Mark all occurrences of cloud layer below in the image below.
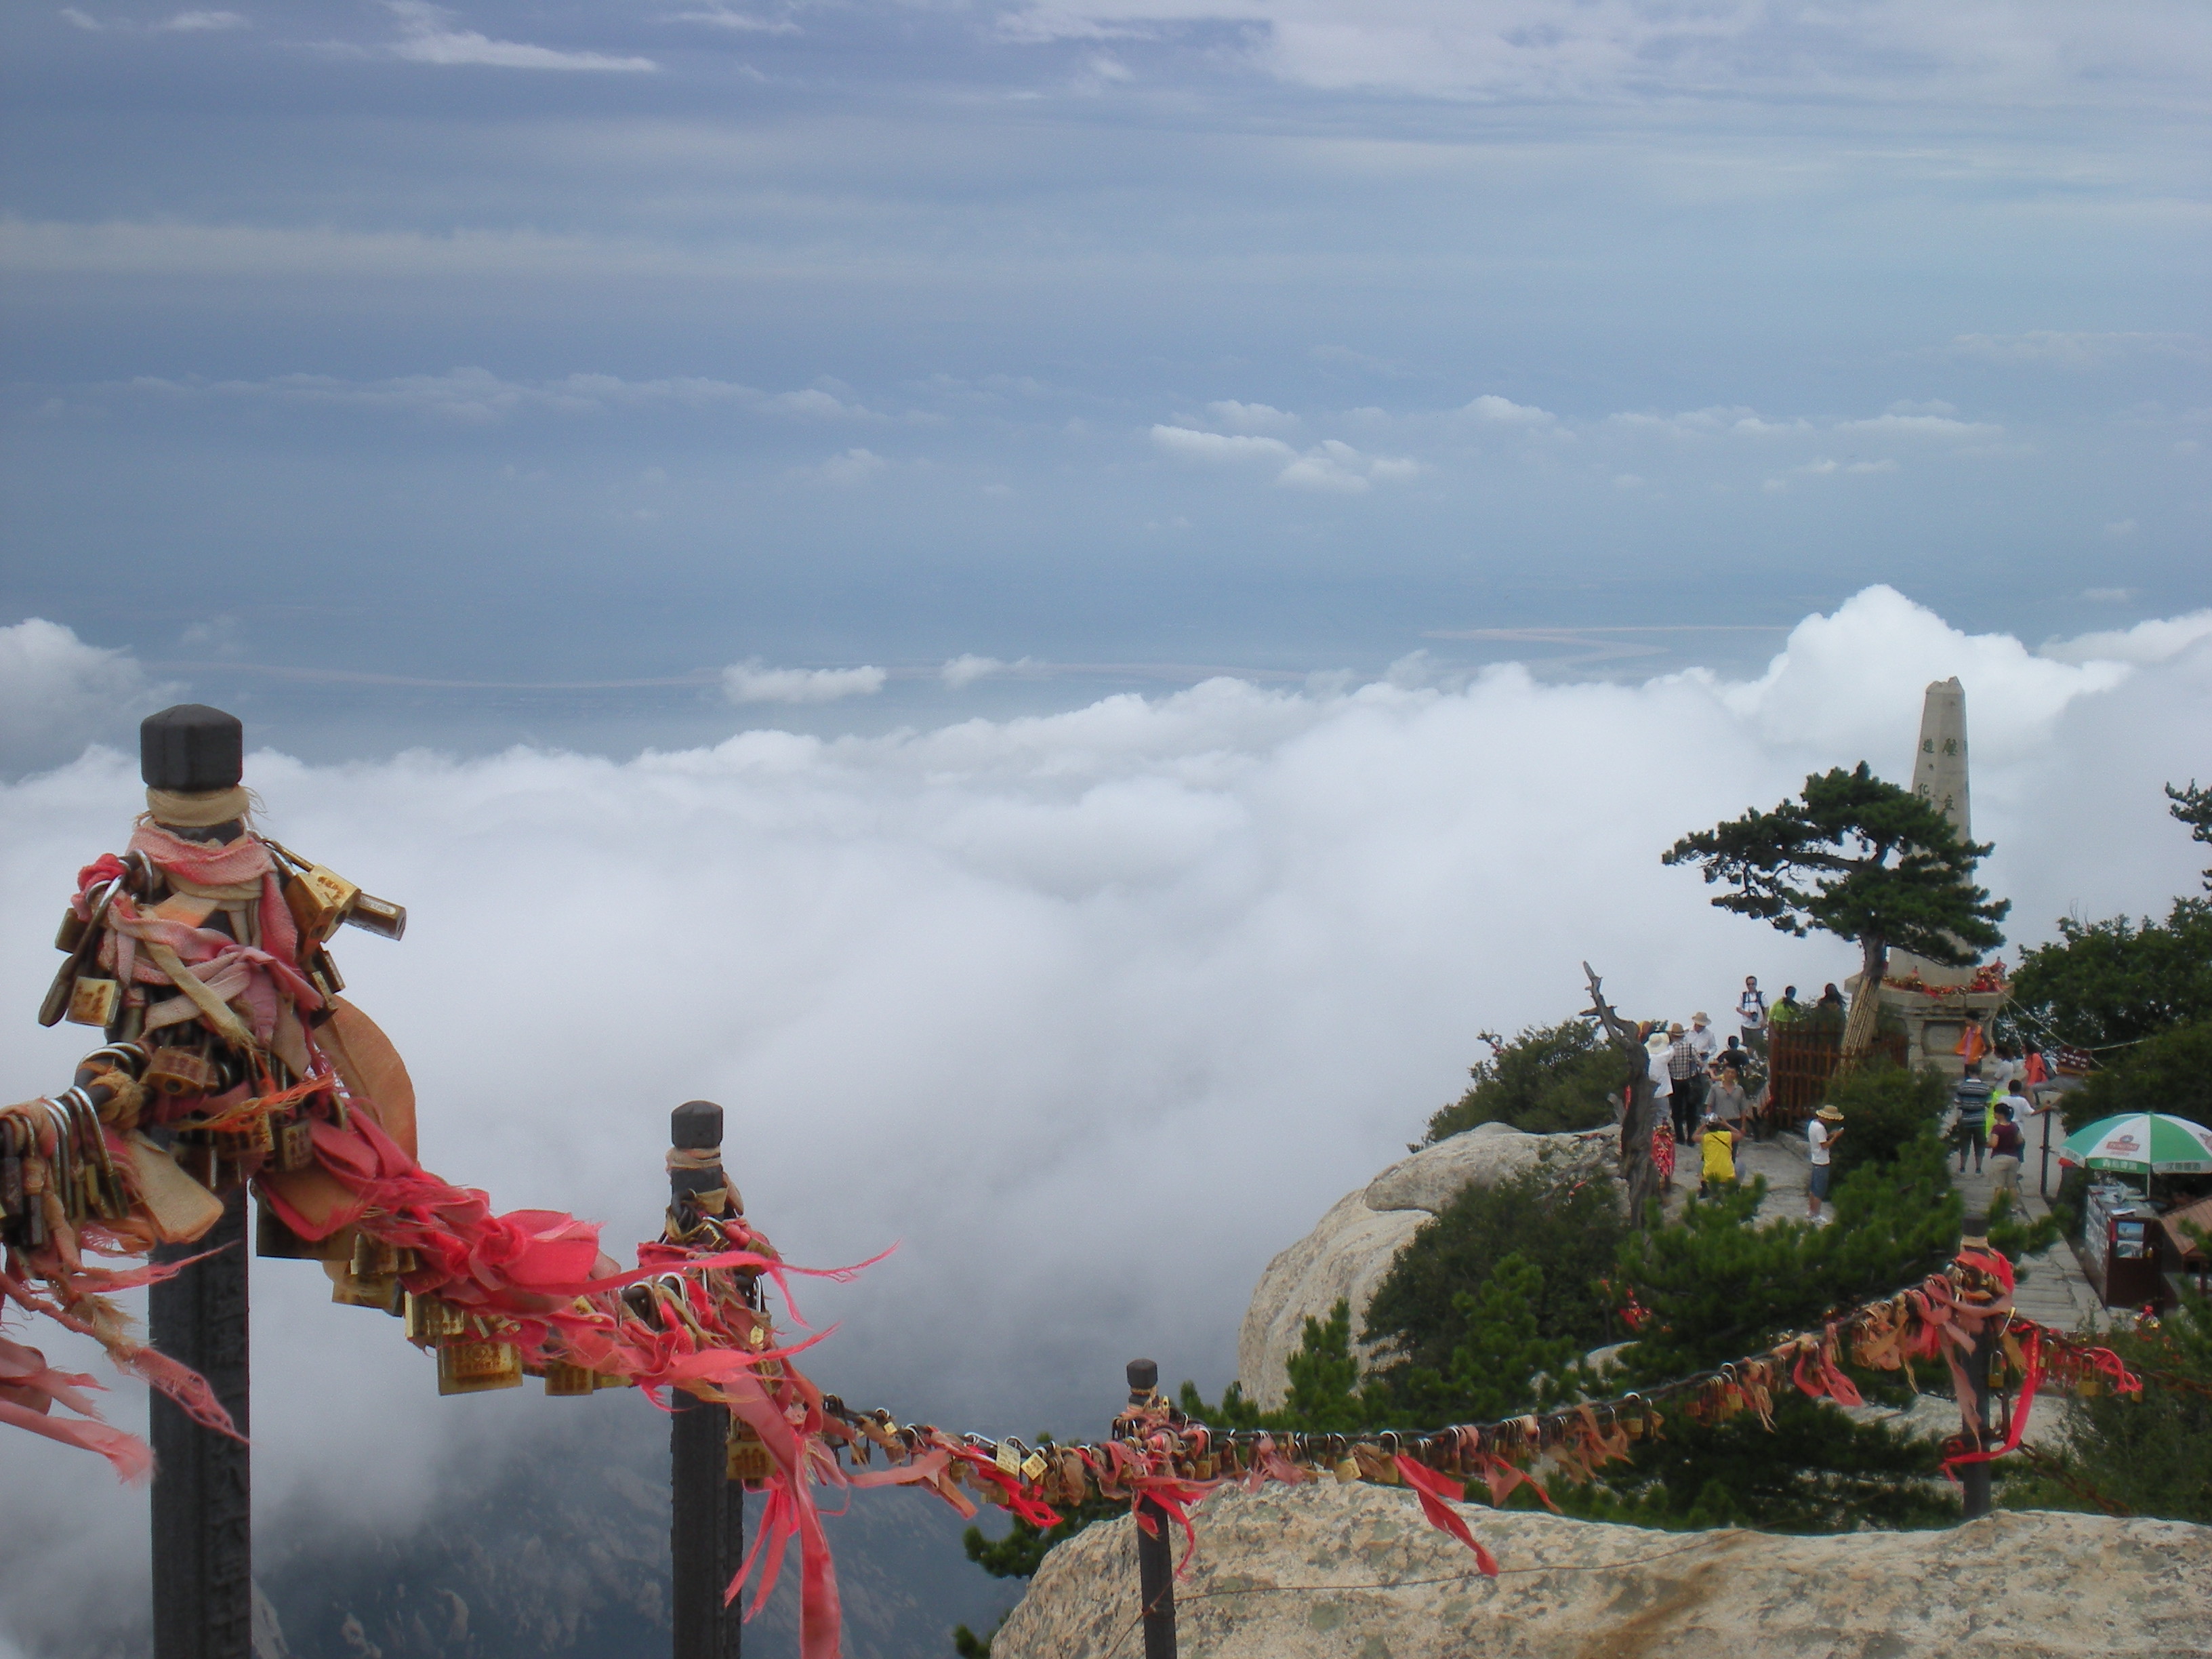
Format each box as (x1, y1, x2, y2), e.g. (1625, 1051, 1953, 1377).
(3, 586, 2209, 1654)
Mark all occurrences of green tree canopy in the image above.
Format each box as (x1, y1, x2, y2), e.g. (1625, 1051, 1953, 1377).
(1366, 1165, 1626, 1376)
(2008, 898, 2212, 1050)
(1424, 1020, 1625, 1142)
(2171, 779, 2212, 891)
(1664, 762, 2008, 1058)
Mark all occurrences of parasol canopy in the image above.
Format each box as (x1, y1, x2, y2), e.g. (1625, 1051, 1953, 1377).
(2059, 1112, 2212, 1176)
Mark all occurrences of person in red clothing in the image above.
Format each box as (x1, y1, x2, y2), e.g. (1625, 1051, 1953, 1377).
(1988, 1103, 2027, 1198)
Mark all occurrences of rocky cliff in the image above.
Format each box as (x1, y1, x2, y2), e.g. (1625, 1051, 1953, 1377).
(993, 1479, 2212, 1659)
(1237, 1122, 1614, 1408)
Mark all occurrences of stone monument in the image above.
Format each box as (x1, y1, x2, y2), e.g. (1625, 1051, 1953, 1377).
(1860, 676, 2007, 1077)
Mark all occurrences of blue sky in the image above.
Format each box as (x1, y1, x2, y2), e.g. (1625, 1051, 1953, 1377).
(1, 0, 2207, 761)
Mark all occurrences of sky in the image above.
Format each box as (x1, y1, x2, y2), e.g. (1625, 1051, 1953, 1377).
(1, 0, 2208, 765)
(1, 6, 2210, 1656)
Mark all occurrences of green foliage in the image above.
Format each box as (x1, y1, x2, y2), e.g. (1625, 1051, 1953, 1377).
(1614, 1141, 1961, 1385)
(1364, 1166, 1628, 1382)
(2171, 779, 2212, 891)
(1281, 1299, 1376, 1432)
(1552, 1389, 1960, 1533)
(1818, 1062, 1948, 1179)
(2002, 1285, 2212, 1522)
(1425, 1021, 1624, 1141)
(1662, 762, 2008, 967)
(2009, 898, 2212, 1050)
(1393, 1253, 1581, 1426)
(950, 1624, 994, 1658)
(2065, 1017, 2212, 1132)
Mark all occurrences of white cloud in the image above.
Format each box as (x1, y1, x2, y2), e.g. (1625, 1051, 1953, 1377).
(2081, 587, 2137, 603)
(156, 9, 247, 29)
(1835, 412, 2003, 442)
(2104, 518, 2138, 538)
(720, 661, 888, 703)
(673, 6, 801, 33)
(804, 447, 888, 486)
(386, 2, 657, 71)
(5, 588, 2211, 1640)
(2041, 610, 2212, 666)
(1150, 424, 1296, 464)
(0, 619, 173, 777)
(1465, 392, 1555, 426)
(58, 7, 105, 28)
(1000, 1, 2212, 106)
(1154, 426, 1414, 491)
(1204, 400, 1299, 433)
(942, 654, 1025, 688)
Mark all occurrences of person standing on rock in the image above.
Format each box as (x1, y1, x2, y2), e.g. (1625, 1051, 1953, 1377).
(1952, 1063, 1993, 1174)
(1805, 1103, 1843, 1223)
(1666, 1022, 1704, 1143)
(1688, 1010, 1721, 1071)
(1737, 975, 1769, 1057)
(1644, 1029, 1677, 1191)
(1710, 1064, 1751, 1142)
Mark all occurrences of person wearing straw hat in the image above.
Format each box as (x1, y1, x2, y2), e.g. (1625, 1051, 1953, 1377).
(1806, 1103, 1845, 1223)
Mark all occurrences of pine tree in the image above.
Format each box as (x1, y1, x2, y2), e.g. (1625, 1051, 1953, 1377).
(1664, 763, 2007, 1063)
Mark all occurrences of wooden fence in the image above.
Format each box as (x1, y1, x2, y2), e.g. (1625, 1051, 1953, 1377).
(1766, 1023, 1908, 1123)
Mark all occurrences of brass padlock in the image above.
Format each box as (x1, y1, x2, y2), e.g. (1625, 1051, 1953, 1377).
(542, 1361, 598, 1397)
(436, 1338, 524, 1395)
(284, 864, 360, 945)
(727, 1420, 775, 1483)
(994, 1442, 1021, 1477)
(66, 977, 121, 1028)
(213, 1113, 274, 1167)
(146, 1047, 222, 1097)
(55, 908, 86, 952)
(405, 1292, 469, 1344)
(331, 1269, 404, 1313)
(274, 1115, 316, 1173)
(1333, 1455, 1360, 1485)
(1020, 1450, 1048, 1484)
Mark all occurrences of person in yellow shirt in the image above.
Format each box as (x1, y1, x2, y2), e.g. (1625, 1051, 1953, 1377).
(1696, 1113, 1737, 1197)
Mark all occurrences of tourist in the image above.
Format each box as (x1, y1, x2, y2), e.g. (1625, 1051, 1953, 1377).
(1737, 975, 1768, 1053)
(1688, 1010, 1721, 1070)
(1770, 986, 1803, 1029)
(1818, 982, 1845, 1012)
(1709, 1064, 1751, 1141)
(1951, 1063, 1993, 1174)
(1806, 1103, 1843, 1223)
(1645, 1029, 1677, 1188)
(1696, 1113, 1737, 1197)
(1667, 1021, 1704, 1143)
(1988, 1103, 2026, 1200)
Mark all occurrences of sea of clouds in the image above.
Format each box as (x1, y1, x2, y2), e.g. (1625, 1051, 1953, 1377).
(3, 585, 2210, 1656)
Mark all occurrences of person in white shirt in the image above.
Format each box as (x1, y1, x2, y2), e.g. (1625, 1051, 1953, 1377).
(1738, 976, 1769, 1054)
(1805, 1103, 1844, 1223)
(1688, 1011, 1721, 1070)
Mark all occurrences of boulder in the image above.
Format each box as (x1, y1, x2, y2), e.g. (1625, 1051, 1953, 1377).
(991, 1479, 2212, 1659)
(1236, 1123, 1615, 1408)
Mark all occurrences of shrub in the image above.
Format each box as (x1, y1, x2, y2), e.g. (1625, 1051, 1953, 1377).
(1425, 1020, 1625, 1141)
(1364, 1166, 1627, 1378)
(1818, 1062, 1948, 1179)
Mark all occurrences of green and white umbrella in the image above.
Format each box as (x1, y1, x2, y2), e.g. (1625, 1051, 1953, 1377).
(2060, 1113, 2212, 1176)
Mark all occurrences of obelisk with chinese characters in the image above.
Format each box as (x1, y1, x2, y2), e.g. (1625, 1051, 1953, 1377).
(1910, 675, 1970, 840)
(1879, 676, 2004, 1073)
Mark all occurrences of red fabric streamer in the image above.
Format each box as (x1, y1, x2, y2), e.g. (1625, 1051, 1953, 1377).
(1391, 1454, 1500, 1576)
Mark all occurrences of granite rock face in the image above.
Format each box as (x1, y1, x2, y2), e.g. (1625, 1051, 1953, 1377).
(993, 1479, 2212, 1659)
(1237, 1123, 1616, 1409)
